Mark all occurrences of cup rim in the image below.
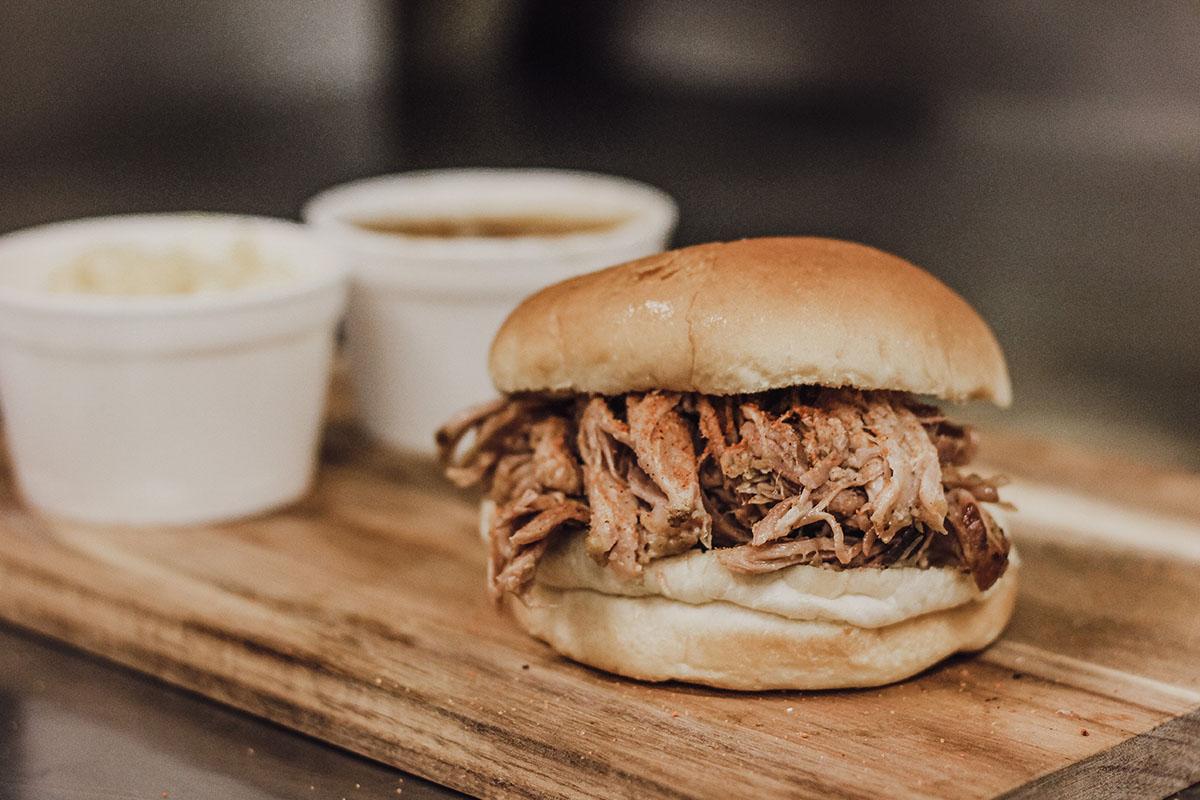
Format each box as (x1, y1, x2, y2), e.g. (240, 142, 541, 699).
(0, 213, 348, 318)
(301, 167, 679, 264)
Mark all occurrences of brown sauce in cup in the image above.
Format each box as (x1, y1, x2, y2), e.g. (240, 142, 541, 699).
(354, 214, 630, 239)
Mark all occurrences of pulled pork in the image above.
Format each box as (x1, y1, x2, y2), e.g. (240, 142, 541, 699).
(436, 387, 1010, 600)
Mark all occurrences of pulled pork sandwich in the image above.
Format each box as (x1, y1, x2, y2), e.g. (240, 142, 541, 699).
(437, 237, 1016, 690)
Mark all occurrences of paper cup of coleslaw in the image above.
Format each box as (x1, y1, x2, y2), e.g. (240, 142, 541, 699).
(0, 214, 347, 525)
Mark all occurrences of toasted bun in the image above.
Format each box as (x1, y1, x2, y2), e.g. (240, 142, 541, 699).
(509, 534, 1018, 690)
(490, 237, 1010, 405)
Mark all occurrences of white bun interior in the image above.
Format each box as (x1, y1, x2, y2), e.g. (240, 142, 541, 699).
(534, 531, 1015, 628)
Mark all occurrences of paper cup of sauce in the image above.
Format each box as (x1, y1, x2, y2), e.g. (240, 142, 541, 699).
(303, 168, 677, 453)
(0, 214, 347, 525)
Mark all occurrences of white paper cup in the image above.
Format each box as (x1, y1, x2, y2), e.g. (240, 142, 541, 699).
(0, 214, 347, 525)
(303, 168, 677, 453)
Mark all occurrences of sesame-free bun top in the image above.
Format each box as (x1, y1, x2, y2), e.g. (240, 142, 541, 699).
(489, 237, 1011, 405)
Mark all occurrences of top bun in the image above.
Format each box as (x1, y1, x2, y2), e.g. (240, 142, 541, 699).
(490, 237, 1011, 405)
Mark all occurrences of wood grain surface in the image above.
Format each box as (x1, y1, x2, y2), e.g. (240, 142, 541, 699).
(0, 420, 1198, 800)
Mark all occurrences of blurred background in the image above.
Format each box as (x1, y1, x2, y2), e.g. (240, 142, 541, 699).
(1, 0, 1197, 468)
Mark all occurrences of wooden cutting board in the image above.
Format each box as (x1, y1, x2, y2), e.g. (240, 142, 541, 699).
(1, 418, 1198, 800)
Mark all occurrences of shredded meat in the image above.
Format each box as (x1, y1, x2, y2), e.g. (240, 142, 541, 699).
(626, 392, 711, 550)
(486, 489, 590, 598)
(529, 417, 581, 495)
(945, 488, 1010, 591)
(576, 397, 642, 576)
(436, 387, 1012, 600)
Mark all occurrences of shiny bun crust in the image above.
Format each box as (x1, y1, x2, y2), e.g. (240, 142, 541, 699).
(508, 535, 1019, 690)
(489, 237, 1011, 405)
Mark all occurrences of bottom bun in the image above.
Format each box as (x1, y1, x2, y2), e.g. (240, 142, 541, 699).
(507, 548, 1018, 691)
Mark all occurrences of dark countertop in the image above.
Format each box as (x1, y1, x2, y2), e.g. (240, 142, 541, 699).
(0, 622, 463, 800)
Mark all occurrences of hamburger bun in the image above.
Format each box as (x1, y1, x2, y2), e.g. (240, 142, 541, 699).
(490, 237, 1010, 404)
(474, 237, 1015, 690)
(509, 532, 1018, 690)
